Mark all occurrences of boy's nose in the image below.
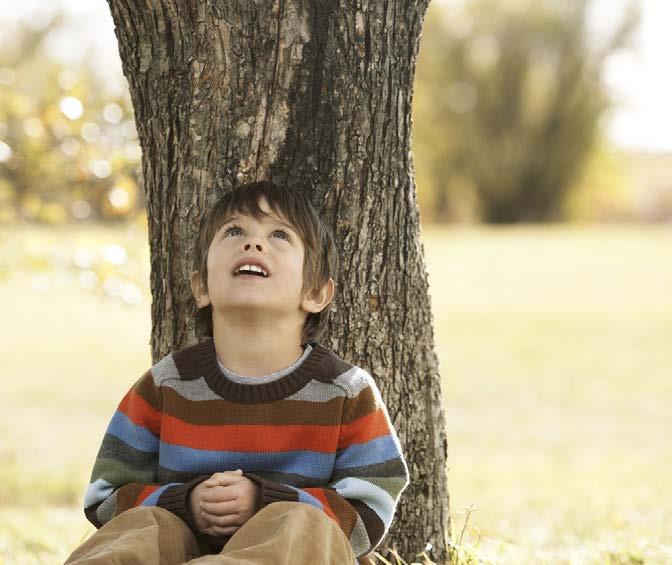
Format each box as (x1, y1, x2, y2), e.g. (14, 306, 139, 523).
(244, 242, 263, 251)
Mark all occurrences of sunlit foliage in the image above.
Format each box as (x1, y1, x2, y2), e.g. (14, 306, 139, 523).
(0, 18, 143, 224)
(412, 0, 639, 223)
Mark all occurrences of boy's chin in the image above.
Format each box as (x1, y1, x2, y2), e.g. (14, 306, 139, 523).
(215, 304, 303, 319)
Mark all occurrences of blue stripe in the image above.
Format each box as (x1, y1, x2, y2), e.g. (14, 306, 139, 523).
(159, 442, 334, 479)
(106, 411, 160, 453)
(140, 483, 182, 506)
(334, 435, 400, 469)
(84, 478, 115, 507)
(330, 477, 395, 526)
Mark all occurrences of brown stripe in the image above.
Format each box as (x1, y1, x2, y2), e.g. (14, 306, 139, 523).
(115, 483, 146, 513)
(133, 370, 162, 411)
(343, 386, 378, 424)
(84, 501, 104, 528)
(163, 386, 345, 425)
(156, 475, 209, 528)
(324, 489, 359, 537)
(244, 473, 300, 507)
(350, 498, 385, 547)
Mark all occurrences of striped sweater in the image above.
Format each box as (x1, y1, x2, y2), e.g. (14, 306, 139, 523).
(83, 337, 410, 561)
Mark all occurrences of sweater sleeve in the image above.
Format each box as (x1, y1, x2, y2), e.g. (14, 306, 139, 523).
(83, 369, 210, 533)
(243, 369, 410, 560)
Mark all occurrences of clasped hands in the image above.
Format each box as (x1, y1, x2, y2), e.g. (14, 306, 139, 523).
(189, 469, 261, 538)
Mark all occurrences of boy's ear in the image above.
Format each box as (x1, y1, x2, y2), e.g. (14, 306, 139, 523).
(301, 277, 335, 314)
(190, 271, 211, 308)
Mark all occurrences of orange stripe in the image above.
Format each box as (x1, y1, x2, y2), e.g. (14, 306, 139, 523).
(161, 414, 340, 452)
(304, 488, 340, 525)
(133, 485, 159, 506)
(337, 408, 389, 450)
(118, 390, 162, 435)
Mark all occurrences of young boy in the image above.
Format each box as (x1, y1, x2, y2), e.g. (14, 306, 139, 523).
(66, 180, 410, 564)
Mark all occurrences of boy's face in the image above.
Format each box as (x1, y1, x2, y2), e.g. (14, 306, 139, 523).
(191, 196, 334, 328)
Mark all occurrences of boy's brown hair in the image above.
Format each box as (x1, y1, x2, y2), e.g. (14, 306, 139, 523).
(191, 180, 338, 345)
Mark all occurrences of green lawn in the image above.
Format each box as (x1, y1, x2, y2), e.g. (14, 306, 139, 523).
(1, 222, 670, 564)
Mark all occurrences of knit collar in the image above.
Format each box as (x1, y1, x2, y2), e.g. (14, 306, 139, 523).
(181, 337, 331, 403)
(217, 343, 313, 383)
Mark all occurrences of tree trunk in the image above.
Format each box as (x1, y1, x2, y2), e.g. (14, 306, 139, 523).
(106, 0, 449, 561)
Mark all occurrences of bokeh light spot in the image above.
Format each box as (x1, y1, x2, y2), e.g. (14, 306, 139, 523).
(81, 122, 101, 142)
(469, 35, 501, 69)
(61, 138, 80, 157)
(124, 143, 142, 161)
(23, 118, 46, 138)
(90, 159, 111, 178)
(103, 103, 123, 124)
(72, 248, 95, 269)
(71, 200, 92, 220)
(446, 81, 478, 114)
(59, 96, 84, 120)
(0, 141, 12, 163)
(121, 120, 137, 139)
(103, 244, 128, 265)
(107, 186, 130, 209)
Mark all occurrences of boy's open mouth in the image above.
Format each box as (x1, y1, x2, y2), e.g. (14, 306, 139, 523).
(232, 259, 271, 279)
(235, 272, 267, 279)
(233, 266, 269, 278)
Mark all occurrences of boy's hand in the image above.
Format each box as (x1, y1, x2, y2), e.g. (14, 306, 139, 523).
(188, 469, 244, 537)
(191, 469, 261, 537)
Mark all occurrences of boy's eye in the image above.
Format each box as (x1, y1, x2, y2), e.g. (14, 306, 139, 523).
(223, 225, 243, 236)
(272, 229, 291, 241)
(223, 224, 291, 242)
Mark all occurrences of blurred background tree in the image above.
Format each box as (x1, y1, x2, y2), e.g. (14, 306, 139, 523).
(0, 14, 144, 225)
(412, 0, 640, 223)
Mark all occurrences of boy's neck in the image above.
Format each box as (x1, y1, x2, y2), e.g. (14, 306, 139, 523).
(211, 313, 305, 377)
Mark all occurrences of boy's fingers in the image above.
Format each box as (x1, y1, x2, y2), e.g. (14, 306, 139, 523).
(204, 477, 239, 488)
(201, 509, 239, 527)
(201, 485, 238, 503)
(204, 470, 244, 487)
(200, 497, 238, 514)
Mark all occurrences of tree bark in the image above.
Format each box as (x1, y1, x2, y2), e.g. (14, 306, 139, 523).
(106, 0, 449, 561)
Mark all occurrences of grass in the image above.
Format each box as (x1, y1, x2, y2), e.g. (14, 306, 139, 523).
(0, 221, 671, 564)
(423, 224, 672, 564)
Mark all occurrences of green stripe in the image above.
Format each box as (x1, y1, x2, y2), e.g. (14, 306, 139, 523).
(353, 476, 408, 498)
(91, 457, 156, 485)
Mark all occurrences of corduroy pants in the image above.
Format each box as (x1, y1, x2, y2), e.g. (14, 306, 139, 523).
(65, 501, 358, 565)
